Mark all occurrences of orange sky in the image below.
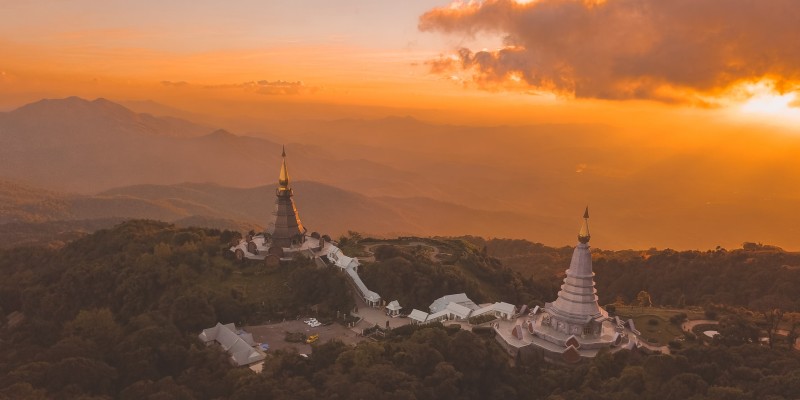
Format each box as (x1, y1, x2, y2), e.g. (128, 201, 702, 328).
(2, 0, 800, 131)
(4, 1, 800, 250)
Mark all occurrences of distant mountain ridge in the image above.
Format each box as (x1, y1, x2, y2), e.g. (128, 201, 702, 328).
(6, 96, 800, 250)
(9, 96, 214, 138)
(0, 96, 423, 197)
(0, 179, 551, 246)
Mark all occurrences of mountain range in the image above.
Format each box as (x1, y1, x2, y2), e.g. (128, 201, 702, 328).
(3, 96, 800, 250)
(0, 178, 550, 248)
(0, 97, 419, 196)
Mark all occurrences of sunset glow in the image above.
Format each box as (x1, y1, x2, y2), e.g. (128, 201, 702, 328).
(7, 2, 800, 398)
(738, 87, 800, 126)
(3, 0, 800, 250)
(1, 0, 798, 129)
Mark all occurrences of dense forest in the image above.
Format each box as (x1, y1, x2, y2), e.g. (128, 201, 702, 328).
(184, 325, 800, 400)
(0, 220, 353, 398)
(359, 241, 553, 311)
(1, 222, 800, 398)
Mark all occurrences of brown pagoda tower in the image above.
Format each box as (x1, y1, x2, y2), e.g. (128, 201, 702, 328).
(266, 147, 306, 248)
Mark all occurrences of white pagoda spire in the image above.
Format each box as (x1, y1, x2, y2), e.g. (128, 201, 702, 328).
(528, 206, 618, 363)
(545, 207, 606, 325)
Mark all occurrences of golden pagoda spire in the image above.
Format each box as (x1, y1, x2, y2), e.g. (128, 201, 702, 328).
(278, 146, 290, 190)
(578, 206, 590, 243)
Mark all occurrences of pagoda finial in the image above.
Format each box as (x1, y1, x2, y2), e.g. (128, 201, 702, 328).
(278, 146, 290, 189)
(578, 206, 590, 243)
(282, 145, 286, 158)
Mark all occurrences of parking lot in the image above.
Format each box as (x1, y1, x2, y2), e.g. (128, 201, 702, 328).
(244, 319, 366, 353)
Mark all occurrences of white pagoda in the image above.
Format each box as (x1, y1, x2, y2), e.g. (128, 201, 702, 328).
(528, 207, 618, 363)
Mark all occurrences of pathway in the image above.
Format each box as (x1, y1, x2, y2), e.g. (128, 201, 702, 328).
(361, 241, 442, 263)
(681, 319, 718, 333)
(637, 340, 671, 355)
(349, 286, 411, 330)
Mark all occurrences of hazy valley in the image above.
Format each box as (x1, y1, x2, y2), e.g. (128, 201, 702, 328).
(2, 96, 800, 250)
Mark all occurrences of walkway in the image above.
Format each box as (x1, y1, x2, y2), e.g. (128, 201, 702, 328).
(637, 340, 670, 355)
(361, 241, 442, 263)
(681, 319, 718, 333)
(349, 286, 411, 330)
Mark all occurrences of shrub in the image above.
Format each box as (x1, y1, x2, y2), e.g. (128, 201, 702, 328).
(669, 313, 688, 325)
(445, 324, 462, 334)
(472, 326, 496, 336)
(468, 313, 498, 325)
(285, 332, 306, 343)
(391, 324, 417, 337)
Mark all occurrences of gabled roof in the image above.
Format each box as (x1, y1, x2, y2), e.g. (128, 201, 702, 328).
(199, 322, 236, 343)
(470, 302, 516, 319)
(444, 302, 473, 319)
(429, 293, 478, 314)
(428, 309, 449, 321)
(493, 302, 516, 316)
(409, 309, 429, 322)
(198, 323, 265, 366)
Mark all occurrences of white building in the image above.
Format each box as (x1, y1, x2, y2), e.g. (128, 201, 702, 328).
(199, 323, 266, 367)
(471, 301, 516, 320)
(386, 300, 402, 317)
(409, 309, 430, 325)
(429, 293, 479, 314)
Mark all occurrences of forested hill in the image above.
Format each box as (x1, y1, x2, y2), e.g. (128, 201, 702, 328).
(463, 236, 800, 312)
(0, 220, 356, 398)
(0, 220, 543, 398)
(2, 222, 800, 398)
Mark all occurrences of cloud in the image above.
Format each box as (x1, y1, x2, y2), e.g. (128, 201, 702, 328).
(229, 80, 312, 96)
(0, 70, 14, 83)
(161, 79, 314, 95)
(161, 80, 189, 87)
(419, 0, 800, 103)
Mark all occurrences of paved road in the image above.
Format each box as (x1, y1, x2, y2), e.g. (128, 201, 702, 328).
(360, 243, 378, 263)
(361, 241, 441, 263)
(637, 340, 670, 355)
(245, 319, 364, 353)
(681, 319, 718, 333)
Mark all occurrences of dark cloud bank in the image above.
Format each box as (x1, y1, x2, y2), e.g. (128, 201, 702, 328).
(420, 0, 800, 103)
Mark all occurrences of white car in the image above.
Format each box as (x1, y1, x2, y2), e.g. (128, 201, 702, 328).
(305, 318, 321, 327)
